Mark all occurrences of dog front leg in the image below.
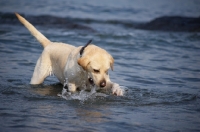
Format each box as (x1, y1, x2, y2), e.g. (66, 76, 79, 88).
(111, 83, 124, 96)
(67, 83, 77, 92)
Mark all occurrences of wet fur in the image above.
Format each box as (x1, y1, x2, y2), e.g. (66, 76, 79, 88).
(15, 13, 123, 96)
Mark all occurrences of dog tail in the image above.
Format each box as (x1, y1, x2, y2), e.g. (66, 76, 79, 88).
(15, 13, 51, 48)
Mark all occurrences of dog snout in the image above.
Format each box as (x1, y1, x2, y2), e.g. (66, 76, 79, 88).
(100, 80, 106, 87)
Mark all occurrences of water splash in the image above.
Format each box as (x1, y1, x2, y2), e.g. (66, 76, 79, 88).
(57, 88, 108, 101)
(58, 78, 127, 101)
(49, 71, 54, 76)
(58, 84, 108, 101)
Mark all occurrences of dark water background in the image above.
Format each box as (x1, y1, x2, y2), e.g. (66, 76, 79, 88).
(0, 0, 200, 131)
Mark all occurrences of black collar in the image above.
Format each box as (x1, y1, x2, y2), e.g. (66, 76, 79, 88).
(80, 39, 92, 57)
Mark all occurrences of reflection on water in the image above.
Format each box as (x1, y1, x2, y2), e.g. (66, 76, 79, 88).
(76, 108, 108, 124)
(30, 83, 63, 96)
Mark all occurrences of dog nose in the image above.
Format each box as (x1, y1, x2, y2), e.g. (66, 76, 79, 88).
(100, 80, 106, 87)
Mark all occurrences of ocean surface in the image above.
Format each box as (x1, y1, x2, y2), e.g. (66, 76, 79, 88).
(0, 0, 200, 131)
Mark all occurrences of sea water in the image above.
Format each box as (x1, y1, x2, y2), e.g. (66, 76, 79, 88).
(0, 0, 200, 131)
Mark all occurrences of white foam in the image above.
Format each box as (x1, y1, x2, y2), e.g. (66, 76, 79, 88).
(58, 85, 108, 101)
(57, 83, 127, 101)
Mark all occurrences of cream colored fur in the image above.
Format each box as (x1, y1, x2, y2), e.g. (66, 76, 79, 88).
(15, 13, 123, 96)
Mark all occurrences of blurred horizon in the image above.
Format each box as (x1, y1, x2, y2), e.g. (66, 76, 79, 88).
(0, 0, 200, 22)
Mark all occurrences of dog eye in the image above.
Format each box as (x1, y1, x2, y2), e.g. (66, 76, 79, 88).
(93, 69, 100, 73)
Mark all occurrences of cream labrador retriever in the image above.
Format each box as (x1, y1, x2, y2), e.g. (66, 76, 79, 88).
(15, 13, 123, 96)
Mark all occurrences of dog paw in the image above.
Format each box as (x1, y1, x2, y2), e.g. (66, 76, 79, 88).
(68, 83, 76, 92)
(111, 83, 124, 96)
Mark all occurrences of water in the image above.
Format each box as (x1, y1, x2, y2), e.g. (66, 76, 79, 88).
(0, 0, 200, 131)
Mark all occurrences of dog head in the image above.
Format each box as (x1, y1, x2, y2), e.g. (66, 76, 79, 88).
(78, 45, 114, 89)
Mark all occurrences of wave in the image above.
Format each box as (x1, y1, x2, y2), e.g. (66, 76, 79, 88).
(1, 12, 200, 32)
(136, 16, 200, 32)
(0, 12, 95, 32)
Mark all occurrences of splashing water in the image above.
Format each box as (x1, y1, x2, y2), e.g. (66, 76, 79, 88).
(58, 84, 127, 101)
(58, 82, 108, 101)
(58, 87, 108, 101)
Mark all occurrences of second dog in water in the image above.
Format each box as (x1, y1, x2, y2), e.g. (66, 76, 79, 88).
(15, 13, 124, 96)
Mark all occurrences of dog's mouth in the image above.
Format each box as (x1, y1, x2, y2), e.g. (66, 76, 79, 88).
(88, 77, 95, 86)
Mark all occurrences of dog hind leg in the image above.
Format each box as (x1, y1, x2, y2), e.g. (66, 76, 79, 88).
(30, 52, 52, 84)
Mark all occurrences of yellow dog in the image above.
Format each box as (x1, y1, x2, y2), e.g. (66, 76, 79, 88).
(16, 13, 123, 96)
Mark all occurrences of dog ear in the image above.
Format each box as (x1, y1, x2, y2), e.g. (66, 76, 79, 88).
(78, 56, 90, 70)
(110, 55, 114, 71)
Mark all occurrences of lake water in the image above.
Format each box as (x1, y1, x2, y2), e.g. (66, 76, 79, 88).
(0, 0, 200, 131)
